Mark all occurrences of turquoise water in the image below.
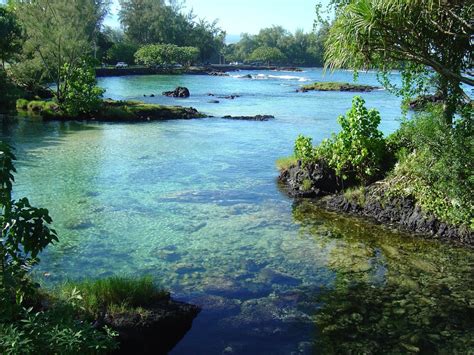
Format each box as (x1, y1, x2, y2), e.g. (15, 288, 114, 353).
(1, 69, 473, 354)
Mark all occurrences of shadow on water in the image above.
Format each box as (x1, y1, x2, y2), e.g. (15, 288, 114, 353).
(292, 200, 474, 354)
(0, 114, 100, 163)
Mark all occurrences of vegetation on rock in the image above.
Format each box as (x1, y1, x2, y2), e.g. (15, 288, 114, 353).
(299, 82, 379, 92)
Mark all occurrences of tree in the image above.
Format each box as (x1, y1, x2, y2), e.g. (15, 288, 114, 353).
(324, 0, 473, 124)
(223, 26, 326, 66)
(134, 44, 199, 68)
(249, 46, 286, 65)
(119, 0, 224, 62)
(61, 59, 105, 117)
(14, 0, 109, 103)
(0, 6, 22, 68)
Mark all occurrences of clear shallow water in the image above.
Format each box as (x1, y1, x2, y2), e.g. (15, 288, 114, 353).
(1, 69, 473, 354)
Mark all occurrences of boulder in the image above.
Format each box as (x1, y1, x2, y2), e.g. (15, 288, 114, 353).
(278, 160, 345, 197)
(106, 297, 200, 355)
(162, 87, 190, 98)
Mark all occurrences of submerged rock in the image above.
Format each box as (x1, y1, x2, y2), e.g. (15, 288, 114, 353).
(325, 185, 474, 246)
(162, 87, 190, 98)
(221, 115, 274, 121)
(105, 297, 200, 355)
(257, 268, 301, 286)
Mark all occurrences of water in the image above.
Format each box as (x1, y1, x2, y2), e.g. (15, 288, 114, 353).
(1, 69, 473, 353)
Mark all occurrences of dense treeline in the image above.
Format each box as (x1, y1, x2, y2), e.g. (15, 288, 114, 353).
(105, 0, 225, 64)
(223, 25, 329, 66)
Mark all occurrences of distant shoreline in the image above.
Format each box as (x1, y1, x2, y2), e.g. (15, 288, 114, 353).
(95, 64, 308, 77)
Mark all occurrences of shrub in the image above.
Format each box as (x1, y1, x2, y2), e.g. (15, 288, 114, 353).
(15, 98, 29, 110)
(294, 135, 315, 167)
(61, 60, 104, 117)
(316, 96, 386, 184)
(26, 100, 46, 112)
(386, 108, 473, 227)
(0, 305, 118, 354)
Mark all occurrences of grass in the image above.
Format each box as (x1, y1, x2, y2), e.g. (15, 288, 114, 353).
(301, 178, 313, 191)
(343, 186, 366, 206)
(57, 276, 168, 317)
(300, 82, 378, 92)
(276, 155, 297, 171)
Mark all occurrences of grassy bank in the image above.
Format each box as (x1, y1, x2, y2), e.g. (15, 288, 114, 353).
(1, 275, 169, 354)
(16, 98, 206, 121)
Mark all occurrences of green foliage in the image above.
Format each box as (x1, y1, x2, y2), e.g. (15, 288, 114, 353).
(301, 179, 313, 192)
(386, 108, 473, 227)
(61, 60, 105, 116)
(13, 0, 109, 101)
(343, 186, 366, 206)
(58, 276, 168, 317)
(316, 96, 386, 184)
(248, 46, 285, 65)
(224, 25, 329, 66)
(135, 44, 199, 68)
(294, 135, 315, 168)
(119, 0, 224, 62)
(15, 98, 28, 110)
(324, 0, 473, 122)
(106, 41, 139, 64)
(0, 301, 118, 354)
(300, 81, 377, 92)
(0, 70, 23, 110)
(0, 5, 22, 67)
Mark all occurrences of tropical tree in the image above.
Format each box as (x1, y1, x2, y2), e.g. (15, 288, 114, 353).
(13, 0, 109, 103)
(0, 5, 22, 68)
(134, 44, 199, 68)
(324, 0, 473, 124)
(119, 0, 224, 62)
(249, 46, 286, 65)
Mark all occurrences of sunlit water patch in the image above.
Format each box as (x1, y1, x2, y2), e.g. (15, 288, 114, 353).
(1, 69, 472, 354)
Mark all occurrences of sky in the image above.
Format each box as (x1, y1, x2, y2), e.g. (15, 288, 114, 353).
(105, 0, 330, 41)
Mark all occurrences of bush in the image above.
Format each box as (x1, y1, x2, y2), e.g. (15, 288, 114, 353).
(294, 135, 315, 167)
(26, 100, 46, 112)
(61, 60, 104, 117)
(386, 108, 473, 227)
(316, 96, 386, 184)
(15, 98, 29, 110)
(0, 304, 118, 354)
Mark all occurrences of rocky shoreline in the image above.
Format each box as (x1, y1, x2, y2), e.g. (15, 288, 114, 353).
(279, 162, 473, 246)
(16, 99, 205, 122)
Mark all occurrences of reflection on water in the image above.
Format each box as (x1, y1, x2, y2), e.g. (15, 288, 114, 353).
(0, 70, 472, 353)
(293, 201, 474, 354)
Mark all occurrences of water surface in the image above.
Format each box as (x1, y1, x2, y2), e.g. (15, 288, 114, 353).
(1, 69, 472, 353)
